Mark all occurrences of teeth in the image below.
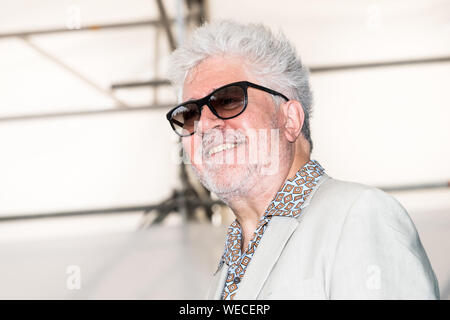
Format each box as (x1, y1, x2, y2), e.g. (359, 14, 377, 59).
(208, 143, 239, 156)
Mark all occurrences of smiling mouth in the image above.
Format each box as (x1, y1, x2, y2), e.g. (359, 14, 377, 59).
(207, 142, 244, 157)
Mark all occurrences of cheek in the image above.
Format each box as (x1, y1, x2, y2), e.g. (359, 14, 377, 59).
(245, 102, 276, 128)
(182, 138, 194, 158)
(241, 115, 276, 134)
(229, 113, 264, 131)
(183, 136, 203, 163)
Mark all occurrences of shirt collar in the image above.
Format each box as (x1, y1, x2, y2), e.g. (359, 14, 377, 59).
(218, 159, 325, 269)
(264, 159, 325, 218)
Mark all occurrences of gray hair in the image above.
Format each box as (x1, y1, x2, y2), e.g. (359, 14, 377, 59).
(167, 20, 314, 152)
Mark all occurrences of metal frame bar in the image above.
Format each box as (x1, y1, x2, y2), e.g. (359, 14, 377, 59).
(20, 36, 129, 108)
(309, 55, 450, 73)
(0, 181, 448, 223)
(0, 198, 224, 222)
(0, 54, 447, 123)
(0, 0, 215, 227)
(156, 0, 177, 51)
(0, 104, 173, 123)
(109, 55, 450, 89)
(378, 181, 450, 192)
(111, 79, 171, 90)
(0, 15, 199, 39)
(2, 2, 448, 224)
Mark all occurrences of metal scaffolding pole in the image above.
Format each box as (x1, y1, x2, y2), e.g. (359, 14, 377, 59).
(0, 104, 173, 123)
(0, 15, 200, 39)
(2, 1, 448, 226)
(0, 180, 448, 223)
(111, 79, 171, 90)
(0, 198, 223, 223)
(309, 55, 450, 73)
(20, 36, 130, 108)
(109, 55, 450, 90)
(156, 0, 177, 51)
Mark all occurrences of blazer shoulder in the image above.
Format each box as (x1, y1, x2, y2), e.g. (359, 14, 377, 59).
(306, 176, 379, 215)
(323, 179, 440, 299)
(320, 177, 410, 224)
(318, 176, 379, 197)
(312, 176, 425, 257)
(313, 176, 403, 212)
(299, 176, 411, 238)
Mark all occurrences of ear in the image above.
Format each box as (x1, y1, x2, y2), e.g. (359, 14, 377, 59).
(280, 100, 305, 143)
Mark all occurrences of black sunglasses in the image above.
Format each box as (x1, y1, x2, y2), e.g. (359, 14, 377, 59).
(166, 81, 290, 137)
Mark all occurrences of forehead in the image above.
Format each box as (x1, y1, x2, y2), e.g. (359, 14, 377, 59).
(182, 56, 250, 100)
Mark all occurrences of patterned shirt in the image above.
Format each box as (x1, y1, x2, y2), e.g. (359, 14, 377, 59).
(219, 159, 325, 300)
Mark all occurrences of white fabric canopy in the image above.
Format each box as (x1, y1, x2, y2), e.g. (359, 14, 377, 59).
(0, 0, 448, 299)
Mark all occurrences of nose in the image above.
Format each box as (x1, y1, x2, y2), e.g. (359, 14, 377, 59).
(196, 104, 225, 135)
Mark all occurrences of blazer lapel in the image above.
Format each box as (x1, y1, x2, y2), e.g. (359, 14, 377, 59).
(206, 262, 229, 300)
(208, 172, 330, 300)
(234, 216, 299, 299)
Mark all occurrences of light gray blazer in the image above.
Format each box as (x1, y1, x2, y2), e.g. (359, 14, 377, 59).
(206, 174, 440, 299)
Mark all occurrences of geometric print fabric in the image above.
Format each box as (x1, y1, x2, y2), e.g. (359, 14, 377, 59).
(220, 159, 325, 300)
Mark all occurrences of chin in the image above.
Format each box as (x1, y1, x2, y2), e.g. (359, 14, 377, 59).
(195, 163, 257, 196)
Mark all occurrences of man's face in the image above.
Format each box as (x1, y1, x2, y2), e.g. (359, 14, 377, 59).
(181, 56, 283, 197)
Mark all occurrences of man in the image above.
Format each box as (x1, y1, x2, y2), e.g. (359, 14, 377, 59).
(165, 21, 439, 299)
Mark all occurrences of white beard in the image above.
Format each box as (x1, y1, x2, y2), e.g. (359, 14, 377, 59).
(188, 118, 283, 202)
(190, 158, 259, 200)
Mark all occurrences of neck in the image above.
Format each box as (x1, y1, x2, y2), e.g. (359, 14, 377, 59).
(219, 151, 310, 252)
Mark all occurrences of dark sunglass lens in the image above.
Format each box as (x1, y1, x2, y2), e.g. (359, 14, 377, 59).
(171, 103, 199, 135)
(210, 85, 245, 118)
